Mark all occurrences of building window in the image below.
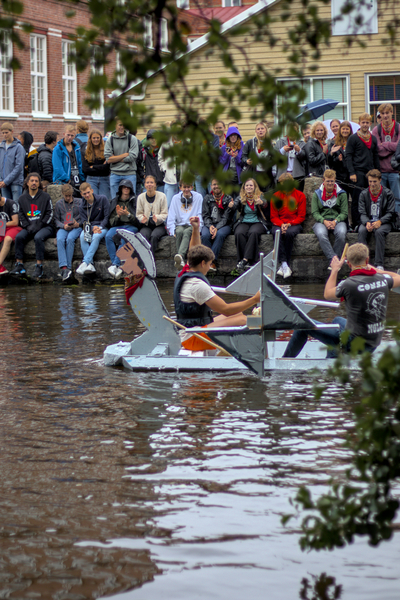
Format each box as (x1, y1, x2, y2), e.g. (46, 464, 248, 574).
(62, 40, 78, 116)
(331, 0, 378, 36)
(176, 0, 189, 8)
(367, 73, 400, 122)
(222, 0, 241, 6)
(276, 76, 350, 121)
(0, 34, 13, 114)
(116, 51, 127, 89)
(91, 48, 104, 120)
(30, 34, 48, 115)
(144, 16, 153, 49)
(160, 18, 169, 52)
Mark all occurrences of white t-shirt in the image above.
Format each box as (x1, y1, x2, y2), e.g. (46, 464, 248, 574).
(179, 277, 215, 342)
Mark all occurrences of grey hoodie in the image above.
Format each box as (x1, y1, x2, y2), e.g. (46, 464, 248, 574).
(104, 130, 139, 175)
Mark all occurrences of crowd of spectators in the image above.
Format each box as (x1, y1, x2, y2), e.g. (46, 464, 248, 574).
(0, 103, 400, 280)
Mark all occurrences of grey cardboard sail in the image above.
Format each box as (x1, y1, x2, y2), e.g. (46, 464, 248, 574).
(261, 273, 317, 330)
(201, 327, 265, 376)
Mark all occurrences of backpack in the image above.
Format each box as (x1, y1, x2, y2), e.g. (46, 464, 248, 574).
(27, 151, 40, 175)
(377, 123, 400, 171)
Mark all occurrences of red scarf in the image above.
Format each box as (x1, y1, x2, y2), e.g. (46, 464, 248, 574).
(382, 120, 395, 137)
(178, 264, 190, 278)
(212, 192, 224, 209)
(124, 269, 147, 304)
(318, 140, 326, 149)
(246, 200, 256, 211)
(369, 186, 382, 203)
(322, 185, 338, 201)
(357, 131, 372, 149)
(350, 267, 377, 277)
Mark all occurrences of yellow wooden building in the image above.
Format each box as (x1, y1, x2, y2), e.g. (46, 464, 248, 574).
(129, 0, 399, 140)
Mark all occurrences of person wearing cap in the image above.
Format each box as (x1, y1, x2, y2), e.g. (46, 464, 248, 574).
(106, 179, 139, 279)
(143, 129, 165, 193)
(104, 119, 139, 199)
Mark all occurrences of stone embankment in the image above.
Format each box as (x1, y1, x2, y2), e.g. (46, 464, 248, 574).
(3, 178, 400, 283)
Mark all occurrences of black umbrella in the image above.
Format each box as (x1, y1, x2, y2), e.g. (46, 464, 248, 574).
(296, 99, 339, 122)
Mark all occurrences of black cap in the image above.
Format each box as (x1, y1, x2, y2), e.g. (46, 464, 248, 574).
(146, 129, 157, 139)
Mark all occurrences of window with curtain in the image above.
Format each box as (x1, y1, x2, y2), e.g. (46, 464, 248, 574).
(368, 73, 400, 122)
(0, 34, 13, 114)
(276, 76, 349, 121)
(30, 34, 48, 115)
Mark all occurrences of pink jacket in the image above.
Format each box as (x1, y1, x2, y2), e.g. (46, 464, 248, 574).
(371, 123, 400, 173)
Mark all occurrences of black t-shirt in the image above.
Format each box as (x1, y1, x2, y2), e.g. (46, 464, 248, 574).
(0, 198, 18, 222)
(336, 272, 393, 347)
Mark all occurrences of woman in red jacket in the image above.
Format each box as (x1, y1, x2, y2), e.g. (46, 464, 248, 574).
(271, 173, 306, 278)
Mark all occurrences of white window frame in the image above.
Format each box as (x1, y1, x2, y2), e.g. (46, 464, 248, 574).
(144, 16, 153, 49)
(116, 50, 127, 90)
(331, 0, 378, 36)
(0, 34, 17, 117)
(160, 18, 169, 52)
(222, 0, 241, 6)
(176, 0, 189, 7)
(365, 72, 400, 121)
(276, 75, 351, 121)
(30, 34, 49, 117)
(62, 40, 78, 118)
(91, 49, 104, 121)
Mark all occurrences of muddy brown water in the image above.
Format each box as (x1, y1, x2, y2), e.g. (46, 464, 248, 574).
(0, 281, 399, 599)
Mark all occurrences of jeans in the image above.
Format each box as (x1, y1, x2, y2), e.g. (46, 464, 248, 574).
(381, 172, 400, 205)
(105, 225, 138, 266)
(283, 317, 347, 358)
(194, 176, 207, 199)
(313, 221, 347, 261)
(110, 173, 136, 199)
(201, 225, 232, 260)
(86, 175, 111, 200)
(14, 226, 54, 261)
(2, 183, 22, 209)
(57, 227, 82, 269)
(164, 183, 179, 207)
(157, 185, 164, 194)
(79, 228, 107, 265)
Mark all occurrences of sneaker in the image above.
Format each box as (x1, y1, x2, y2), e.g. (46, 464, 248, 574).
(108, 265, 118, 278)
(0, 264, 8, 275)
(174, 254, 185, 270)
(244, 262, 251, 271)
(76, 262, 88, 275)
(33, 264, 43, 279)
(10, 262, 26, 276)
(62, 268, 72, 281)
(236, 260, 247, 273)
(282, 265, 292, 279)
(277, 266, 284, 277)
(114, 267, 123, 279)
(376, 265, 384, 271)
(84, 263, 96, 273)
(208, 262, 217, 273)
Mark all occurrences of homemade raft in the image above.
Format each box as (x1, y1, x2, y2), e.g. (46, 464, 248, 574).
(104, 230, 343, 376)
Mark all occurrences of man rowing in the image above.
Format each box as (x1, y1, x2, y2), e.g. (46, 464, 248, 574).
(283, 242, 400, 358)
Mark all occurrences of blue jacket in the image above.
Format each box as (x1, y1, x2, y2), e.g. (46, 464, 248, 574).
(220, 126, 244, 184)
(52, 139, 84, 184)
(0, 138, 25, 187)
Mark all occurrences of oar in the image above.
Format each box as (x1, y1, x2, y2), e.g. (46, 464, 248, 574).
(328, 242, 349, 271)
(163, 315, 232, 356)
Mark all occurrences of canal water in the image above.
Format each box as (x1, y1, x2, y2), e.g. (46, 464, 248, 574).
(0, 281, 399, 599)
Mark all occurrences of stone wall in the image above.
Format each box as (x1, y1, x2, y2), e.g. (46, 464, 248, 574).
(3, 180, 400, 283)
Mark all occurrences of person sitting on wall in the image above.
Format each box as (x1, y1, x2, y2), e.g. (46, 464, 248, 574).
(106, 179, 139, 279)
(76, 182, 109, 275)
(54, 183, 82, 281)
(10, 172, 54, 279)
(136, 174, 168, 255)
(357, 169, 395, 270)
(167, 180, 203, 270)
(201, 179, 238, 273)
(311, 169, 348, 266)
(0, 195, 22, 275)
(271, 173, 306, 279)
(283, 243, 400, 358)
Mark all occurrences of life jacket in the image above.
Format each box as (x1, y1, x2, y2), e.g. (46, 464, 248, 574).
(173, 271, 214, 328)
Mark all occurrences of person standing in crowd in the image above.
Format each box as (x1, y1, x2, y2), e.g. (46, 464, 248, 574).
(167, 180, 203, 269)
(271, 173, 306, 278)
(306, 121, 329, 177)
(52, 125, 85, 191)
(54, 183, 82, 281)
(283, 243, 400, 358)
(106, 179, 139, 279)
(81, 129, 111, 199)
(0, 122, 25, 208)
(143, 130, 164, 193)
(329, 119, 341, 140)
(74, 120, 89, 148)
(311, 169, 348, 265)
(274, 123, 308, 192)
(37, 131, 58, 183)
(10, 173, 54, 279)
(214, 121, 226, 148)
(328, 120, 353, 197)
(346, 113, 380, 230)
(357, 169, 395, 270)
(18, 131, 37, 175)
(158, 127, 181, 207)
(104, 119, 139, 198)
(76, 182, 109, 275)
(137, 174, 168, 255)
(220, 125, 245, 195)
(234, 178, 269, 273)
(0, 195, 21, 275)
(243, 122, 274, 191)
(300, 123, 311, 176)
(201, 179, 237, 272)
(371, 103, 400, 205)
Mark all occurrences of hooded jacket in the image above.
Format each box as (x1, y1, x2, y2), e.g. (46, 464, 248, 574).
(54, 197, 82, 229)
(271, 189, 306, 227)
(167, 191, 203, 235)
(79, 194, 110, 229)
(109, 180, 139, 228)
(18, 188, 54, 233)
(37, 144, 54, 182)
(220, 126, 244, 183)
(202, 192, 238, 230)
(104, 129, 139, 175)
(52, 139, 84, 184)
(0, 137, 25, 187)
(311, 183, 348, 223)
(359, 185, 395, 226)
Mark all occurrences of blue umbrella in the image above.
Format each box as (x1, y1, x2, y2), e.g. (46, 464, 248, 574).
(296, 99, 339, 122)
